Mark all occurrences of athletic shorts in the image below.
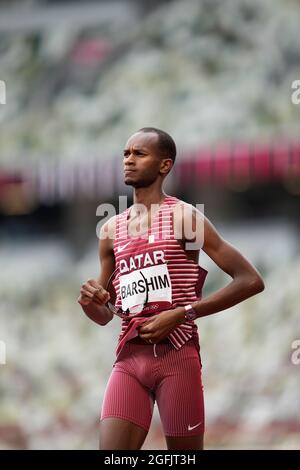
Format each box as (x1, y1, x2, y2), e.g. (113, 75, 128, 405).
(100, 337, 205, 437)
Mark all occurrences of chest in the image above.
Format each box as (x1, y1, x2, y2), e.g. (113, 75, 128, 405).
(127, 212, 153, 237)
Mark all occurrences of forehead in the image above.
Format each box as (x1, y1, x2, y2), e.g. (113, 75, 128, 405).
(125, 132, 159, 151)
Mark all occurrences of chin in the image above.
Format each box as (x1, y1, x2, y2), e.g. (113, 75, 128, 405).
(124, 175, 149, 188)
(124, 176, 142, 187)
(124, 177, 134, 186)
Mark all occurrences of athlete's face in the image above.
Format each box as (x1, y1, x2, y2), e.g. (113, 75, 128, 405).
(123, 132, 170, 188)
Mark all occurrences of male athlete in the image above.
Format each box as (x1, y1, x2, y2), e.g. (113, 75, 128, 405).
(78, 127, 264, 450)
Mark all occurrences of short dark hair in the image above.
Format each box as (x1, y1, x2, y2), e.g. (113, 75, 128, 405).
(138, 127, 176, 163)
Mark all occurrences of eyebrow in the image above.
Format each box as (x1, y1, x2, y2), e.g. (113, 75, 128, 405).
(123, 147, 148, 153)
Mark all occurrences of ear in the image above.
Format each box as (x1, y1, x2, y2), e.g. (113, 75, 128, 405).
(160, 158, 173, 176)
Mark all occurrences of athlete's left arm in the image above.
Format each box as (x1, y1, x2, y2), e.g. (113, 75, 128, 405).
(190, 211, 265, 319)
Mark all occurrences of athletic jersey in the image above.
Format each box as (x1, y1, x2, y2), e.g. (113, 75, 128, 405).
(112, 195, 208, 356)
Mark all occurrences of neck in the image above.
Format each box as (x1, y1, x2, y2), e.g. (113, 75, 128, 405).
(132, 184, 167, 212)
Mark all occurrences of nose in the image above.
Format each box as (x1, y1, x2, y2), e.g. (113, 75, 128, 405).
(124, 154, 136, 167)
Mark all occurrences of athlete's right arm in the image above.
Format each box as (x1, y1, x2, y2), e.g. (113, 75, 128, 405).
(77, 217, 116, 326)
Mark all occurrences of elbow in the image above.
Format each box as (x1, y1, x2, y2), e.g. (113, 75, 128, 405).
(249, 275, 265, 294)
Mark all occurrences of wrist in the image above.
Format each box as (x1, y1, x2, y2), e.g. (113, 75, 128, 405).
(184, 303, 198, 321)
(173, 307, 186, 325)
(82, 302, 113, 325)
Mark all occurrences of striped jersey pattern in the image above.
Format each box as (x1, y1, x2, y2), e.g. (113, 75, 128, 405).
(112, 195, 208, 351)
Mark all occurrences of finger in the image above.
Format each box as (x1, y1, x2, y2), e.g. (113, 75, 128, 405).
(92, 295, 106, 306)
(78, 295, 91, 306)
(93, 286, 110, 303)
(94, 292, 110, 304)
(87, 279, 102, 289)
(81, 283, 100, 296)
(137, 320, 154, 331)
(80, 288, 108, 306)
(80, 288, 95, 299)
(139, 324, 154, 333)
(139, 332, 153, 340)
(84, 280, 109, 298)
(82, 284, 110, 303)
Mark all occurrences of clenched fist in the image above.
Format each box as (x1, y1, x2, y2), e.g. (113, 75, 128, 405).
(78, 279, 110, 307)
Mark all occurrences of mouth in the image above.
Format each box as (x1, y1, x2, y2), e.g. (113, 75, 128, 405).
(124, 169, 136, 175)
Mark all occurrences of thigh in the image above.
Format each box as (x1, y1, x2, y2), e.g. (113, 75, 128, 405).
(166, 434, 204, 451)
(100, 367, 154, 450)
(155, 343, 205, 447)
(99, 417, 148, 450)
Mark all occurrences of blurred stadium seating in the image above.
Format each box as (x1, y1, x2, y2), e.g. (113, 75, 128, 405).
(0, 0, 299, 449)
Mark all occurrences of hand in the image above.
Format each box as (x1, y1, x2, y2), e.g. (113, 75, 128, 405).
(78, 279, 110, 307)
(138, 307, 185, 343)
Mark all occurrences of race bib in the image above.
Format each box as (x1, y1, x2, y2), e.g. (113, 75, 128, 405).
(119, 264, 172, 311)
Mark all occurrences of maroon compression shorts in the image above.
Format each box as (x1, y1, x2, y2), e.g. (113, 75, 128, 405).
(100, 338, 205, 437)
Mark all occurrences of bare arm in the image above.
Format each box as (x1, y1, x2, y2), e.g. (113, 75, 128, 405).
(78, 217, 116, 326)
(193, 214, 265, 318)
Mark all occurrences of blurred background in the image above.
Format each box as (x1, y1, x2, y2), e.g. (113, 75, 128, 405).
(0, 0, 300, 450)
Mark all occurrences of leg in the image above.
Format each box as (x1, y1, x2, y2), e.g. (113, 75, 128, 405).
(155, 342, 205, 450)
(166, 433, 204, 450)
(100, 367, 154, 450)
(99, 417, 148, 450)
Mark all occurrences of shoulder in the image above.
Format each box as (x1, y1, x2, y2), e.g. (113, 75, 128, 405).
(169, 198, 225, 249)
(169, 200, 206, 250)
(98, 214, 117, 247)
(99, 204, 131, 239)
(172, 200, 205, 234)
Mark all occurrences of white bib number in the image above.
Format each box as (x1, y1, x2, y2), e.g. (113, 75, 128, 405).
(119, 264, 172, 312)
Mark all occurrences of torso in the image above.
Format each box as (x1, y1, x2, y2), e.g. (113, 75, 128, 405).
(112, 195, 208, 353)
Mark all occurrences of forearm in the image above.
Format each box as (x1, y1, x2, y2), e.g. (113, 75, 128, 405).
(81, 302, 113, 326)
(193, 276, 264, 318)
(174, 275, 264, 323)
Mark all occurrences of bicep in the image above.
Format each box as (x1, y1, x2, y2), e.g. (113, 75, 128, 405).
(202, 216, 261, 279)
(97, 219, 116, 302)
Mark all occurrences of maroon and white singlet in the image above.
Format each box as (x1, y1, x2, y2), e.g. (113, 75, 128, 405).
(113, 195, 208, 355)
